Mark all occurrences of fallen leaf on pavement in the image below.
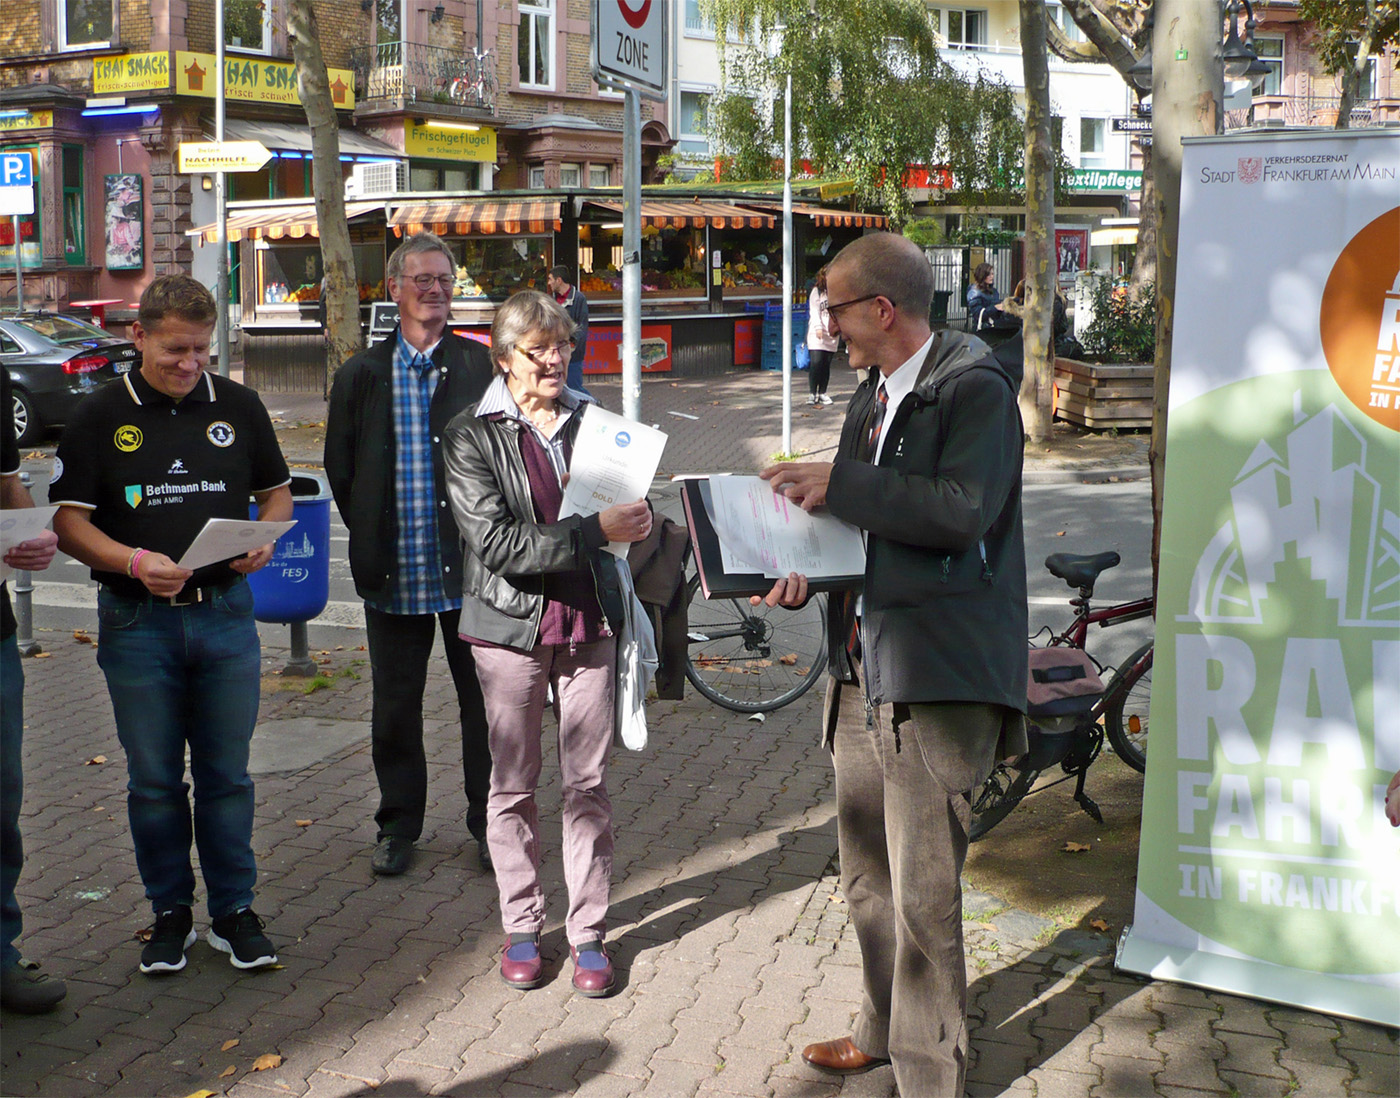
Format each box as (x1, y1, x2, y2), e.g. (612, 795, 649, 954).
(92, 806, 105, 812)
(1054, 530, 1066, 537)
(1090, 918, 1110, 932)
(221, 1039, 240, 1052)
(182, 1091, 218, 1098)
(778, 653, 797, 666)
(33, 652, 51, 659)
(86, 755, 107, 765)
(73, 630, 95, 645)
(1063, 841, 1091, 853)
(295, 819, 313, 827)
(220, 1065, 236, 1078)
(251, 1053, 282, 1071)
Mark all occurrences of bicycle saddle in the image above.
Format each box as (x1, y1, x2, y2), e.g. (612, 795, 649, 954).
(1044, 551, 1121, 589)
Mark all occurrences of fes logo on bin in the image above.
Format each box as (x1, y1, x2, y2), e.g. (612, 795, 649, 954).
(614, 430, 632, 448)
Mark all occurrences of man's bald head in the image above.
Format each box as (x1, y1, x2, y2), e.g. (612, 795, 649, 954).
(829, 233, 934, 319)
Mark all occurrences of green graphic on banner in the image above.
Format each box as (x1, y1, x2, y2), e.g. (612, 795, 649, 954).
(1143, 368, 1399, 978)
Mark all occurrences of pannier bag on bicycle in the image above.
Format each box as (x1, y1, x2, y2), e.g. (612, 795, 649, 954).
(1026, 647, 1104, 718)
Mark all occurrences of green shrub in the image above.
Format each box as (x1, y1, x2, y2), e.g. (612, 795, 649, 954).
(1079, 274, 1156, 363)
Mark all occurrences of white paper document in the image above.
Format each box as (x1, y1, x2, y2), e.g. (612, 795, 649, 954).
(706, 476, 866, 578)
(0, 505, 57, 582)
(558, 404, 667, 557)
(177, 518, 297, 571)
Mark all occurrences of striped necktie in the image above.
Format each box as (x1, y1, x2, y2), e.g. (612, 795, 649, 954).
(863, 383, 889, 463)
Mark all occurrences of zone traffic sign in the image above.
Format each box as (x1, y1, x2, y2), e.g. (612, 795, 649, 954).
(592, 0, 667, 100)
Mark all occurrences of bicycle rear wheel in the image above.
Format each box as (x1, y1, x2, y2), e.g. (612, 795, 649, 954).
(683, 572, 826, 713)
(970, 760, 1041, 842)
(1104, 641, 1152, 774)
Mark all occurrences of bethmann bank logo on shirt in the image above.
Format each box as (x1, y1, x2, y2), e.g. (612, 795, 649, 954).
(124, 479, 230, 508)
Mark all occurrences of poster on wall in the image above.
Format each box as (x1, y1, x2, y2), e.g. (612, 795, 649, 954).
(583, 323, 673, 374)
(1055, 227, 1087, 283)
(104, 174, 144, 271)
(1117, 129, 1400, 1027)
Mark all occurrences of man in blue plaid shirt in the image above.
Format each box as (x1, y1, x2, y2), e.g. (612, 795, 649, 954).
(326, 233, 495, 878)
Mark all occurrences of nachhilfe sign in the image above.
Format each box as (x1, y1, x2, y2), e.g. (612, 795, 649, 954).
(592, 0, 666, 99)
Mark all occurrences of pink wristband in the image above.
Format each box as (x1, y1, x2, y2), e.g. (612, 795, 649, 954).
(129, 548, 148, 579)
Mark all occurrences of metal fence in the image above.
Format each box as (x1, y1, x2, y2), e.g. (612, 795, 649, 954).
(926, 246, 1015, 327)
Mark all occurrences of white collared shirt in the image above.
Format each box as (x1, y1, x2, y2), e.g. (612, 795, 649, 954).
(872, 332, 934, 465)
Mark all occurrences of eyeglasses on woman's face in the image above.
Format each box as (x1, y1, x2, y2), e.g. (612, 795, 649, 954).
(405, 274, 456, 292)
(515, 339, 575, 369)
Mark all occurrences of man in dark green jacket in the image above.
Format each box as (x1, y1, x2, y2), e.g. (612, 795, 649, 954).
(760, 232, 1028, 1097)
(325, 232, 494, 878)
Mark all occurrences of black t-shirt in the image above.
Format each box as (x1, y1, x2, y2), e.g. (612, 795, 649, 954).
(1, 367, 20, 639)
(50, 368, 290, 598)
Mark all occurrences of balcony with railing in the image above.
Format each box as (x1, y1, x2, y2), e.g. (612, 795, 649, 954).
(350, 41, 496, 117)
(1226, 94, 1400, 131)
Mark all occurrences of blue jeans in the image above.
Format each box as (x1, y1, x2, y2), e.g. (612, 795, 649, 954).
(566, 355, 591, 397)
(96, 580, 262, 920)
(2, 634, 25, 969)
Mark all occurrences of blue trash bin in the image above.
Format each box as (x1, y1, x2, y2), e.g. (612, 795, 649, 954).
(248, 471, 331, 624)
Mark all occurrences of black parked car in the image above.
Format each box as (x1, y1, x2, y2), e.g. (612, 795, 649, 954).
(1, 313, 138, 446)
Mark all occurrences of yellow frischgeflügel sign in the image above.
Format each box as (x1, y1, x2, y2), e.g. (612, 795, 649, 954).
(178, 140, 273, 174)
(404, 120, 497, 163)
(174, 52, 355, 109)
(94, 52, 171, 95)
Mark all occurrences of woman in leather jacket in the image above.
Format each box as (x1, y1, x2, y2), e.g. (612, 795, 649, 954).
(442, 291, 650, 998)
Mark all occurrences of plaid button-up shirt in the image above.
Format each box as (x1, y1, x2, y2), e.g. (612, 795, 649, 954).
(364, 333, 459, 616)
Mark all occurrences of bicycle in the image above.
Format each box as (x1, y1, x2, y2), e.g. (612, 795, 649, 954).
(682, 570, 827, 714)
(970, 549, 1154, 842)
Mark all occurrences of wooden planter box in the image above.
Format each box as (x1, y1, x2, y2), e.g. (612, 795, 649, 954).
(1054, 358, 1153, 430)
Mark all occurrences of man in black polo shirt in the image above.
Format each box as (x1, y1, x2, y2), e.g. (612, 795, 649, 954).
(1, 367, 67, 1014)
(51, 275, 292, 976)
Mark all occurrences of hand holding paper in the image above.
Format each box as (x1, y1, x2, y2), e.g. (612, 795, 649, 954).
(176, 518, 297, 571)
(0, 505, 58, 582)
(558, 404, 667, 556)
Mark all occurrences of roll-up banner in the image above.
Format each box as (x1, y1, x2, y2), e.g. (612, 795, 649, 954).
(1117, 129, 1400, 1026)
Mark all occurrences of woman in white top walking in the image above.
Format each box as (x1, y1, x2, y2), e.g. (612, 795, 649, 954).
(806, 264, 838, 405)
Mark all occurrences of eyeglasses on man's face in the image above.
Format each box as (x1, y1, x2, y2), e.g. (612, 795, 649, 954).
(516, 340, 575, 369)
(824, 293, 885, 321)
(404, 274, 456, 292)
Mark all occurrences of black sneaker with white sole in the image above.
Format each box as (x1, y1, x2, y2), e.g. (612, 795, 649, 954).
(208, 908, 277, 970)
(140, 906, 196, 974)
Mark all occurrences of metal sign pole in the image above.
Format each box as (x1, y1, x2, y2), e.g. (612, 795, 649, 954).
(215, 5, 230, 377)
(621, 88, 641, 423)
(781, 71, 793, 456)
(11, 215, 21, 310)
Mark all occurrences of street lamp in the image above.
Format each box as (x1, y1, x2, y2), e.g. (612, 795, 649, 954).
(1125, 2, 1266, 93)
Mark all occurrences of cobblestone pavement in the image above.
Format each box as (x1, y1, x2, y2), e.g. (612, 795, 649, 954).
(4, 367, 1391, 1096)
(3, 633, 1392, 1097)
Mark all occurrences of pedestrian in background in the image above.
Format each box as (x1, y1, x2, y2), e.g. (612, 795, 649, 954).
(806, 264, 837, 406)
(443, 290, 651, 998)
(760, 233, 1028, 1095)
(547, 265, 590, 396)
(1, 367, 66, 1014)
(51, 275, 292, 975)
(325, 231, 495, 879)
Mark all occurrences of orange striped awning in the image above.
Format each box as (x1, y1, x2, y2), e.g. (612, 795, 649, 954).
(388, 199, 562, 236)
(188, 202, 382, 244)
(744, 202, 887, 229)
(588, 200, 775, 230)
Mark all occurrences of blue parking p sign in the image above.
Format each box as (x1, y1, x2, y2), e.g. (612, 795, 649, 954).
(1, 151, 32, 188)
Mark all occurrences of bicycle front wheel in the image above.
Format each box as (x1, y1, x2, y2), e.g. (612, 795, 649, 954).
(1104, 641, 1152, 774)
(683, 573, 826, 713)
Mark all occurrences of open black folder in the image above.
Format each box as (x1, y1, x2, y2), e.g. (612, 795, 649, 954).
(679, 477, 864, 600)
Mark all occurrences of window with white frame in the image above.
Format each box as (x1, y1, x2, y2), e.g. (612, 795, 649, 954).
(59, 0, 113, 50)
(1254, 35, 1283, 95)
(528, 165, 547, 189)
(225, 0, 273, 53)
(1047, 3, 1085, 43)
(560, 163, 581, 188)
(519, 0, 554, 89)
(588, 164, 610, 187)
(930, 7, 987, 50)
(1346, 42, 1379, 99)
(678, 90, 709, 153)
(684, 0, 712, 37)
(1079, 116, 1108, 167)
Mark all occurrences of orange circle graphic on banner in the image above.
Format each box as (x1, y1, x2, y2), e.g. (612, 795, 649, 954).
(1318, 206, 1400, 433)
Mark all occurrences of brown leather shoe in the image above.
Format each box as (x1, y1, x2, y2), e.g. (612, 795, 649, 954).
(801, 1036, 889, 1075)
